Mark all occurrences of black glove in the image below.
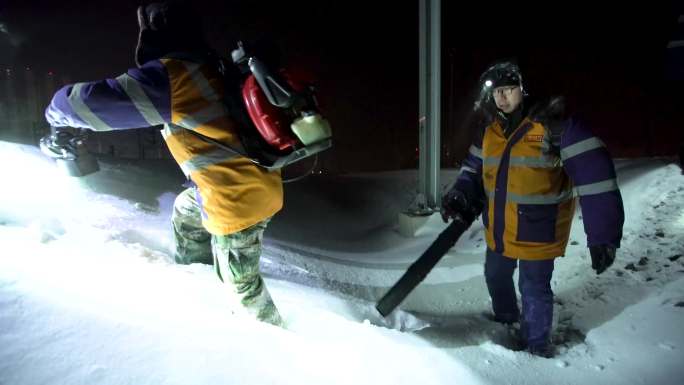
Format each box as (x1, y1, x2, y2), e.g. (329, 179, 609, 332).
(440, 188, 480, 224)
(39, 130, 78, 160)
(589, 245, 616, 275)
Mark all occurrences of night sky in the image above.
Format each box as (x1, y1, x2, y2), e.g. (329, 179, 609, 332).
(1, 1, 682, 172)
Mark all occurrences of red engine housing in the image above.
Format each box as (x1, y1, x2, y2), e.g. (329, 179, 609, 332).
(242, 71, 305, 152)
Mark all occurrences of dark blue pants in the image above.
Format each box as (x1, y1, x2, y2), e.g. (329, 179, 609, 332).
(484, 249, 555, 348)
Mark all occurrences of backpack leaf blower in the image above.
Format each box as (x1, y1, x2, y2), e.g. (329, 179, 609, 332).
(188, 41, 332, 171)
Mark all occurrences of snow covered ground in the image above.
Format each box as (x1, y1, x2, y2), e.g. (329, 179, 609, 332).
(1, 140, 683, 385)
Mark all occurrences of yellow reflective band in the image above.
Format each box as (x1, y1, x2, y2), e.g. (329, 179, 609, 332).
(116, 74, 166, 126)
(182, 62, 221, 103)
(486, 189, 574, 204)
(179, 148, 238, 175)
(561, 137, 604, 160)
(469, 145, 483, 159)
(176, 104, 228, 131)
(508, 156, 560, 168)
(573, 179, 619, 196)
(68, 83, 113, 131)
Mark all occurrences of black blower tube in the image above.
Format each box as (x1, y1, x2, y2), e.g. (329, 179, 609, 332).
(375, 216, 470, 317)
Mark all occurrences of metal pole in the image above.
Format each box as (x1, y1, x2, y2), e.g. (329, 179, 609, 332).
(428, 0, 441, 208)
(418, 0, 441, 211)
(418, 0, 428, 210)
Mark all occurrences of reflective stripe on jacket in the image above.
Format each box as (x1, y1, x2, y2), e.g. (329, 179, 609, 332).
(454, 116, 623, 260)
(46, 54, 283, 235)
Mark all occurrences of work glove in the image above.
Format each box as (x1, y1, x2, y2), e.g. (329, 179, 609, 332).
(589, 245, 616, 275)
(441, 188, 480, 224)
(39, 130, 78, 160)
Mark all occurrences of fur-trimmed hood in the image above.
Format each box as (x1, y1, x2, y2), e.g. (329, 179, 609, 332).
(528, 96, 567, 124)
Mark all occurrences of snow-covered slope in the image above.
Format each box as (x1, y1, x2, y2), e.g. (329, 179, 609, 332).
(1, 141, 683, 385)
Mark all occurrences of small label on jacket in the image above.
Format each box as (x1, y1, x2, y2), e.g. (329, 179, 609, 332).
(525, 135, 544, 143)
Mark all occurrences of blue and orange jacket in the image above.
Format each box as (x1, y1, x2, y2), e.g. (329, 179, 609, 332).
(454, 108, 624, 260)
(45, 53, 283, 235)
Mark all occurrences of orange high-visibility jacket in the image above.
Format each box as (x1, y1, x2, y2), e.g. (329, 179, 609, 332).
(46, 53, 283, 235)
(453, 111, 624, 260)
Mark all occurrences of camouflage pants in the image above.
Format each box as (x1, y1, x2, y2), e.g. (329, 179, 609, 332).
(172, 188, 282, 326)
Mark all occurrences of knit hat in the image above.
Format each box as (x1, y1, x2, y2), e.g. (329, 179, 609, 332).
(135, 1, 207, 66)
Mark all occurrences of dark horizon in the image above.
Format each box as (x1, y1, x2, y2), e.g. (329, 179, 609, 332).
(1, 1, 682, 172)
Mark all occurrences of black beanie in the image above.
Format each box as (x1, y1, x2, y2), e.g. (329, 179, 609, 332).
(492, 71, 521, 88)
(135, 1, 208, 66)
